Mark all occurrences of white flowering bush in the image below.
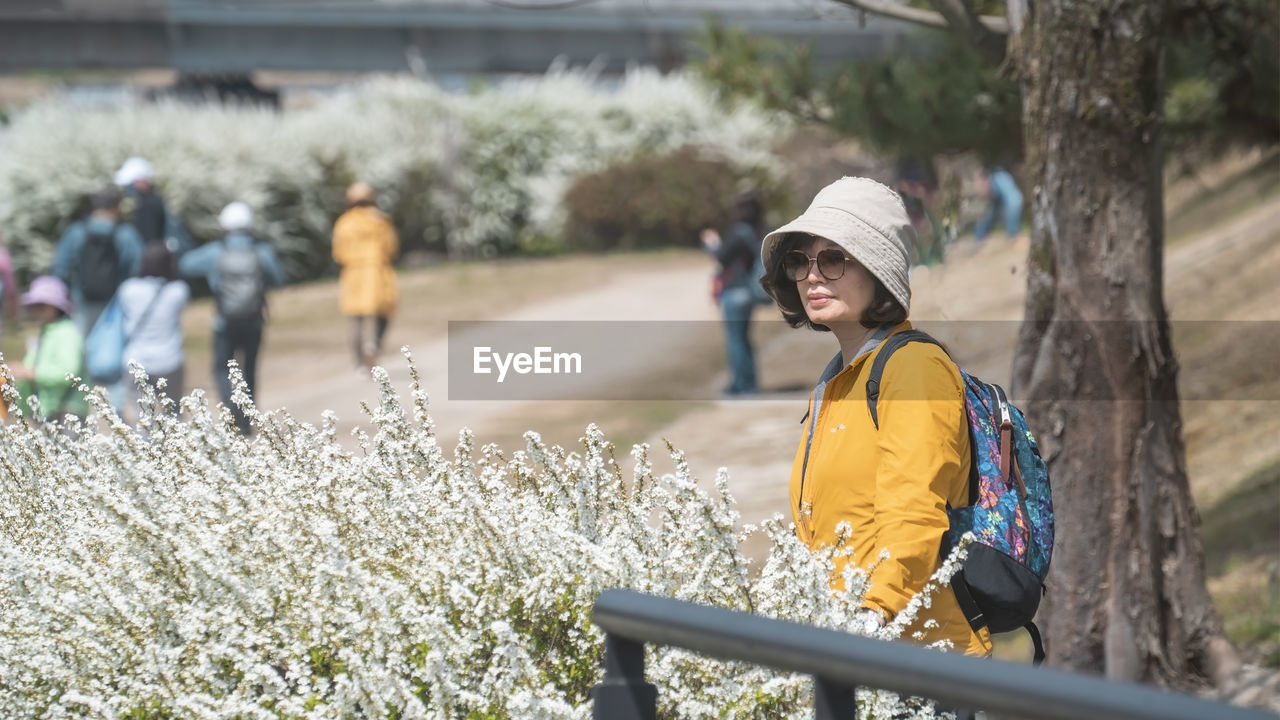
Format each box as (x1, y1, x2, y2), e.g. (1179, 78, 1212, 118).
(0, 354, 961, 719)
(0, 69, 788, 280)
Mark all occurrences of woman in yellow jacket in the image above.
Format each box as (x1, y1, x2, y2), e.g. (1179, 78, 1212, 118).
(332, 182, 399, 370)
(760, 176, 990, 657)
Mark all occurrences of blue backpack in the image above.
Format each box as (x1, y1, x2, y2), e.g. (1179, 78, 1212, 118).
(867, 330, 1055, 663)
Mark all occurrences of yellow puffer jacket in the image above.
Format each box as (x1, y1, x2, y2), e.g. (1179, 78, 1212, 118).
(332, 207, 399, 317)
(788, 321, 991, 656)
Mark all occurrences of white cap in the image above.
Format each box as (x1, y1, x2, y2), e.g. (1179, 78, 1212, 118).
(218, 201, 254, 232)
(114, 156, 155, 186)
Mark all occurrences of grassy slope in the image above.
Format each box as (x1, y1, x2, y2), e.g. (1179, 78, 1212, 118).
(1164, 150, 1280, 666)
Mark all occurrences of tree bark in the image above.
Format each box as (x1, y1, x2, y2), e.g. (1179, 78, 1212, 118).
(1012, 0, 1240, 689)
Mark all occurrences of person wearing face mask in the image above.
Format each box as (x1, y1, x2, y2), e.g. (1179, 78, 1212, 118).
(759, 177, 991, 659)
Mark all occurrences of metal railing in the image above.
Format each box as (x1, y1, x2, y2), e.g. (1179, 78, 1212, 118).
(590, 588, 1277, 720)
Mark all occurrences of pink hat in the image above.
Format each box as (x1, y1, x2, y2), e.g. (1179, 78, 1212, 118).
(21, 275, 73, 314)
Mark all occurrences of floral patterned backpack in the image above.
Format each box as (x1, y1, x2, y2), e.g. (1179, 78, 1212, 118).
(867, 329, 1055, 663)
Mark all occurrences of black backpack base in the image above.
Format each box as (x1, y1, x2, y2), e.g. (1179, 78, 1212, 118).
(945, 537, 1048, 664)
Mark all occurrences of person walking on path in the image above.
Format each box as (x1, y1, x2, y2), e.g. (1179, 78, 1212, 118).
(51, 187, 144, 339)
(701, 189, 768, 396)
(178, 201, 285, 434)
(0, 231, 20, 338)
(973, 166, 1025, 243)
(114, 156, 193, 254)
(7, 276, 87, 424)
(118, 244, 190, 415)
(332, 181, 399, 371)
(759, 176, 991, 658)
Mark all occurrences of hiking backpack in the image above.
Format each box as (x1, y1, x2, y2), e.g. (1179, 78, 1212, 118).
(216, 242, 266, 321)
(867, 329, 1055, 663)
(78, 224, 121, 302)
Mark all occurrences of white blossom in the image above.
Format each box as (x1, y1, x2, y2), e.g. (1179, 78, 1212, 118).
(0, 356, 956, 718)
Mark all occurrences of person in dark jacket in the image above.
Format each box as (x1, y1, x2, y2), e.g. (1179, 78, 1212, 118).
(51, 187, 144, 339)
(114, 157, 193, 254)
(178, 201, 285, 435)
(701, 189, 767, 396)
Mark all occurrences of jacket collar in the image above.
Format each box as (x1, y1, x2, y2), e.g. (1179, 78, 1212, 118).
(819, 321, 913, 385)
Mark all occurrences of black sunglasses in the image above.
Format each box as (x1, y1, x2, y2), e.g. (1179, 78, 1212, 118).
(781, 248, 853, 282)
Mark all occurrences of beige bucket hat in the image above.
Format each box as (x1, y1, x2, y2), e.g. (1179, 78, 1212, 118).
(762, 176, 914, 312)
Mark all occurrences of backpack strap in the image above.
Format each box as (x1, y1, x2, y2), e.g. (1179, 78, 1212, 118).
(868, 330, 981, 508)
(865, 329, 945, 429)
(125, 280, 169, 344)
(943, 529, 987, 629)
(1025, 621, 1047, 665)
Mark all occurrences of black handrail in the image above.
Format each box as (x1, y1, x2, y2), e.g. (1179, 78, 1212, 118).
(590, 588, 1277, 720)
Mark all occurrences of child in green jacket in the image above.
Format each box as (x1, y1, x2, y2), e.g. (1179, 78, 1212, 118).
(8, 276, 87, 421)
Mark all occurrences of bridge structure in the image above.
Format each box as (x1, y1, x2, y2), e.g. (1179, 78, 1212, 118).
(0, 0, 924, 77)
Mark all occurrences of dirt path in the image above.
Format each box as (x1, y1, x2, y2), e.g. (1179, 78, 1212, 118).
(250, 260, 722, 447)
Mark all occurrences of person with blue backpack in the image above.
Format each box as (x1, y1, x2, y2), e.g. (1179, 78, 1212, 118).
(52, 186, 144, 412)
(700, 189, 772, 396)
(178, 201, 285, 434)
(759, 177, 1054, 670)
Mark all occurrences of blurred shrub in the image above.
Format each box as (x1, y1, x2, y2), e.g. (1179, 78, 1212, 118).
(1165, 77, 1224, 131)
(695, 1, 1278, 167)
(694, 20, 1022, 165)
(1166, 0, 1280, 152)
(0, 71, 787, 284)
(562, 148, 741, 251)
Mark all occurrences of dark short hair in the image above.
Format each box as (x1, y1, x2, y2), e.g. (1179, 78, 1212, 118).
(138, 244, 178, 281)
(762, 232, 908, 332)
(90, 187, 122, 211)
(734, 189, 763, 227)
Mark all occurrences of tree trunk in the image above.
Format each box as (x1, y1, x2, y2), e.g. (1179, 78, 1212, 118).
(1012, 0, 1240, 689)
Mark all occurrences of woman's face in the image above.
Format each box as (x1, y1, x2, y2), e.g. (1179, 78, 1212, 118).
(27, 304, 60, 326)
(795, 236, 876, 328)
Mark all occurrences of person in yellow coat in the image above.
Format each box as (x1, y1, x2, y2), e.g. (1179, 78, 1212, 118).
(759, 176, 991, 658)
(332, 182, 399, 370)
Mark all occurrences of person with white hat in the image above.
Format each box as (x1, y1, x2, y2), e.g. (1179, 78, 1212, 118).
(113, 156, 192, 254)
(8, 275, 87, 422)
(178, 201, 286, 434)
(759, 176, 991, 658)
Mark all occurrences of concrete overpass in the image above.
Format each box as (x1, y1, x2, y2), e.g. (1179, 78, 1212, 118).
(0, 0, 924, 76)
